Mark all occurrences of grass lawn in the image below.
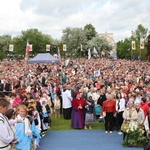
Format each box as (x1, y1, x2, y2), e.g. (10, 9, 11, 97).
(49, 114, 105, 131)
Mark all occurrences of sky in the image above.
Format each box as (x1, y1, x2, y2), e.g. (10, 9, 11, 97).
(0, 0, 149, 42)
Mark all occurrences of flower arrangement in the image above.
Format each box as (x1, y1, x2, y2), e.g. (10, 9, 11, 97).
(122, 121, 147, 147)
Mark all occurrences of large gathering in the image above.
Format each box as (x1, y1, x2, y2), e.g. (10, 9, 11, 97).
(0, 1, 150, 150)
(0, 57, 150, 149)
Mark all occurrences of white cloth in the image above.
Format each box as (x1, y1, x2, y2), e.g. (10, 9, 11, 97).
(62, 90, 72, 109)
(0, 113, 13, 148)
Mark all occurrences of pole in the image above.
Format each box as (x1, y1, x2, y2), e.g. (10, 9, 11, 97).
(140, 48, 141, 61)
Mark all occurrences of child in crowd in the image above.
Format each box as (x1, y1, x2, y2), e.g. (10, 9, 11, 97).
(53, 95, 61, 118)
(42, 92, 52, 114)
(84, 96, 95, 129)
(40, 98, 51, 132)
(5, 108, 17, 132)
(28, 100, 41, 131)
(15, 105, 32, 150)
(12, 93, 22, 106)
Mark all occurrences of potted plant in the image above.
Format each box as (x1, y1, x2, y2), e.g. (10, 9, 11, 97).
(122, 121, 147, 147)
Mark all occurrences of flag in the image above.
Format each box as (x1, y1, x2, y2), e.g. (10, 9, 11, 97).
(63, 44, 67, 51)
(88, 48, 91, 59)
(140, 38, 144, 49)
(131, 41, 136, 50)
(9, 44, 14, 51)
(81, 44, 83, 51)
(46, 45, 50, 51)
(58, 47, 61, 58)
(29, 45, 32, 51)
(93, 47, 98, 54)
(25, 41, 31, 60)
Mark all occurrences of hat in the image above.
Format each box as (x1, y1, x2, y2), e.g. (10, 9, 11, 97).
(75, 91, 81, 96)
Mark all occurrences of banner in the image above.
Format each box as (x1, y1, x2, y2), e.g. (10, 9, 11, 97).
(9, 44, 14, 51)
(46, 44, 50, 51)
(140, 38, 144, 49)
(131, 41, 136, 50)
(63, 44, 67, 51)
(25, 41, 31, 60)
(29, 45, 32, 51)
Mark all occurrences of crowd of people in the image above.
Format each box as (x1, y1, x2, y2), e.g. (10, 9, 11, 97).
(0, 57, 150, 149)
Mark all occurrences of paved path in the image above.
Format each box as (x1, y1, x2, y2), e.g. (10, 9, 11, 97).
(38, 130, 143, 150)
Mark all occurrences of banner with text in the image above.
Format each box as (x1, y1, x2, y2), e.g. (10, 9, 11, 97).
(132, 41, 136, 50)
(140, 38, 144, 49)
(9, 44, 14, 51)
(46, 45, 50, 51)
(63, 44, 67, 51)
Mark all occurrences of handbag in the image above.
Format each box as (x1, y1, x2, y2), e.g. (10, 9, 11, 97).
(121, 122, 128, 132)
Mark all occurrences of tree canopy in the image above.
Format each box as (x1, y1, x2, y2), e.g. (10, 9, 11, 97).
(117, 24, 149, 61)
(0, 23, 149, 61)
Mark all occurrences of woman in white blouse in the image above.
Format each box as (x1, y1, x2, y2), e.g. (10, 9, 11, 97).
(115, 92, 126, 135)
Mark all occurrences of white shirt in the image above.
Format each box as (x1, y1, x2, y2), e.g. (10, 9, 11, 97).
(0, 113, 13, 144)
(62, 90, 72, 109)
(116, 98, 125, 112)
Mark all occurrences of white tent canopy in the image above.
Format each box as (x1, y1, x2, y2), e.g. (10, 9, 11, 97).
(28, 53, 60, 64)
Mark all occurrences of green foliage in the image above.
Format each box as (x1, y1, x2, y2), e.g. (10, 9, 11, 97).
(87, 35, 111, 57)
(0, 35, 12, 59)
(0, 24, 148, 60)
(3, 29, 56, 59)
(135, 24, 148, 40)
(0, 53, 6, 60)
(84, 24, 97, 41)
(62, 27, 87, 57)
(117, 24, 149, 61)
(62, 26, 111, 58)
(117, 39, 131, 59)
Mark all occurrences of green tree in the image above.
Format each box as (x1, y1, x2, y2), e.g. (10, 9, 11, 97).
(12, 29, 54, 58)
(0, 35, 12, 59)
(84, 24, 97, 41)
(117, 24, 149, 60)
(87, 35, 111, 57)
(62, 27, 87, 57)
(117, 39, 131, 59)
